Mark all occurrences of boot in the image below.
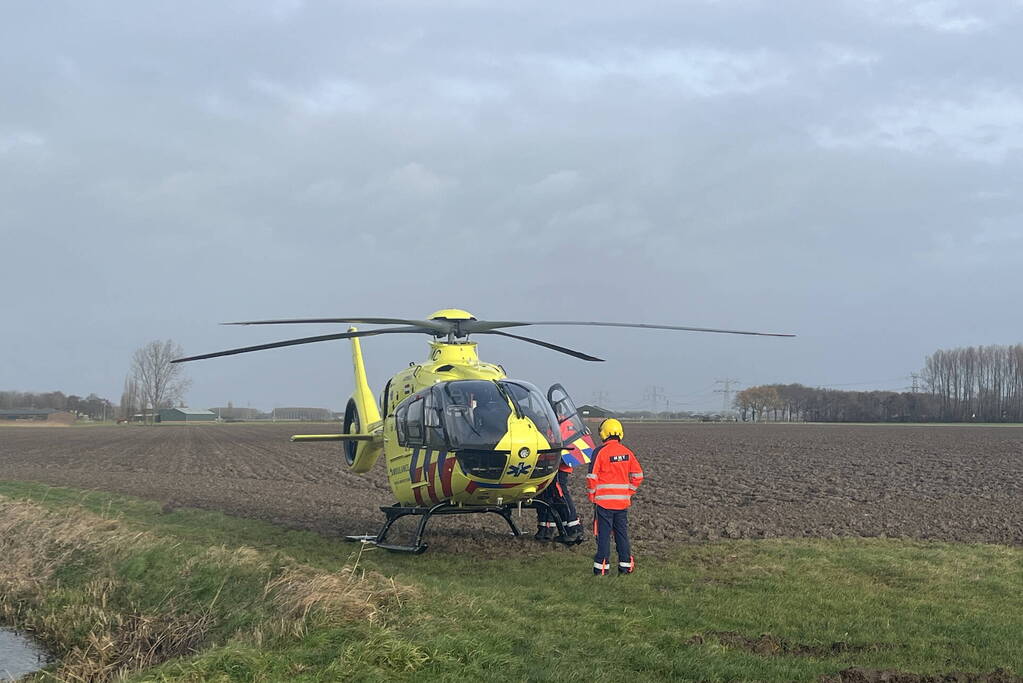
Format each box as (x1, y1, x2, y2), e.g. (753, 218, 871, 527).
(553, 526, 577, 544)
(534, 526, 554, 541)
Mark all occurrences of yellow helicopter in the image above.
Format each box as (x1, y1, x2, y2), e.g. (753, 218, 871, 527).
(173, 309, 792, 553)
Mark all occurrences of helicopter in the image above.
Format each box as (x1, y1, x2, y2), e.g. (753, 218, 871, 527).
(172, 309, 793, 553)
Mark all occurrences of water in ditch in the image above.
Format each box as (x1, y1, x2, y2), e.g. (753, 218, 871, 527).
(0, 628, 49, 681)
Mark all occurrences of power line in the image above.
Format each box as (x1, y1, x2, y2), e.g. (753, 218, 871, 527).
(644, 385, 664, 412)
(714, 378, 741, 413)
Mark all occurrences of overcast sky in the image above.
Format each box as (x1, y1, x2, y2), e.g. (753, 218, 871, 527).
(2, 1, 1021, 413)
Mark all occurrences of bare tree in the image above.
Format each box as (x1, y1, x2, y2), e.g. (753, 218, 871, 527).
(733, 390, 752, 422)
(119, 374, 141, 420)
(131, 340, 191, 423)
(920, 344, 1023, 422)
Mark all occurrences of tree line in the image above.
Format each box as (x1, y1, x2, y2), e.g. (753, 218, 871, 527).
(922, 344, 1023, 422)
(0, 390, 113, 420)
(732, 384, 938, 423)
(735, 343, 1023, 423)
(2, 340, 191, 423)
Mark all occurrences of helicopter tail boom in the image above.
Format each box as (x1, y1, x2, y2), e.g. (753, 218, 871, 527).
(290, 434, 374, 442)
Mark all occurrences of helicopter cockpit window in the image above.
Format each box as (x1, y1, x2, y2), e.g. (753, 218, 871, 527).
(395, 402, 408, 444)
(500, 380, 563, 448)
(405, 396, 425, 447)
(436, 381, 511, 451)
(424, 390, 447, 449)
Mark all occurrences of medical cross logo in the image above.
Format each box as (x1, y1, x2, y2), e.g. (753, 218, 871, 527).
(506, 463, 531, 477)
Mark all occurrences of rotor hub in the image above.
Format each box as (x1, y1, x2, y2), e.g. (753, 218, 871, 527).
(428, 308, 476, 321)
(428, 309, 477, 339)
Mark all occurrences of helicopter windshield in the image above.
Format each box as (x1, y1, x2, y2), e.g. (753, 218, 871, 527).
(500, 380, 563, 448)
(437, 381, 512, 450)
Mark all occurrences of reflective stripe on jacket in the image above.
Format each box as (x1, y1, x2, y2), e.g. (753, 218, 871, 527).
(586, 438, 643, 510)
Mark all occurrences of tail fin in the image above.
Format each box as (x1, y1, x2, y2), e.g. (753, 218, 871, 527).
(349, 327, 382, 429)
(343, 328, 384, 472)
(289, 327, 383, 473)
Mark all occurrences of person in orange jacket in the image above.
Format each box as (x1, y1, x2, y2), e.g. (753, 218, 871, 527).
(587, 418, 643, 575)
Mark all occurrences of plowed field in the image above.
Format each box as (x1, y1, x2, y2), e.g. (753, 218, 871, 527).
(2, 423, 1021, 555)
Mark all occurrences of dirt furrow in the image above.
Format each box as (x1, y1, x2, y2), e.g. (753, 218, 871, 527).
(2, 423, 1022, 555)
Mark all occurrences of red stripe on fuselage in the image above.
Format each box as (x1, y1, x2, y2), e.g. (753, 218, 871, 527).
(441, 453, 455, 498)
(426, 453, 440, 503)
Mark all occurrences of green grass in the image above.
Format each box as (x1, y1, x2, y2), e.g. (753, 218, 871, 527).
(373, 541, 1023, 681)
(1, 481, 1021, 682)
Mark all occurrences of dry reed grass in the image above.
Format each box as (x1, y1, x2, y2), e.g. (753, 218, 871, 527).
(0, 495, 414, 681)
(266, 546, 418, 637)
(0, 496, 143, 596)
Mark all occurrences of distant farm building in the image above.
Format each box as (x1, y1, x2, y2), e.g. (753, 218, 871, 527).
(209, 406, 263, 421)
(0, 408, 76, 424)
(577, 404, 614, 419)
(157, 408, 217, 422)
(273, 407, 333, 421)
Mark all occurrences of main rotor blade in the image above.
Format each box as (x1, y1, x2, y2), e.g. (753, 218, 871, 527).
(480, 330, 604, 362)
(224, 317, 449, 332)
(467, 320, 795, 338)
(172, 326, 429, 363)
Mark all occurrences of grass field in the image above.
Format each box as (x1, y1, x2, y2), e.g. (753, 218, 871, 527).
(2, 481, 1021, 682)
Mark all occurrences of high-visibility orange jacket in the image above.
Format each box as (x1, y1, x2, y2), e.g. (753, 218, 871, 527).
(586, 438, 643, 510)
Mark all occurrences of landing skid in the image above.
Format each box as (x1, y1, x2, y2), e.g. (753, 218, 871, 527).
(345, 499, 573, 554)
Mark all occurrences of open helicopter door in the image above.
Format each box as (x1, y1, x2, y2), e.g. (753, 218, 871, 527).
(547, 384, 596, 467)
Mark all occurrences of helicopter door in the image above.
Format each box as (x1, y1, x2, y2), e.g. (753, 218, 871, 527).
(547, 384, 596, 467)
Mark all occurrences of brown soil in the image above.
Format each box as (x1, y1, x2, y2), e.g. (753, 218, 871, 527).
(1, 423, 1022, 555)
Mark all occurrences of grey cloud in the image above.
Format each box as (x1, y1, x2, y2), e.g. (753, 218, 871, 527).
(0, 131, 47, 155)
(812, 88, 1023, 163)
(2, 2, 1022, 410)
(524, 47, 790, 98)
(856, 0, 994, 34)
(814, 43, 882, 71)
(249, 77, 376, 117)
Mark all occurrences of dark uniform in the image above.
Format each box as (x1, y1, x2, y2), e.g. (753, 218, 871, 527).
(535, 401, 593, 543)
(535, 463, 582, 541)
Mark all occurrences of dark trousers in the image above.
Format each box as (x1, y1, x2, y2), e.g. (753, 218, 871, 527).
(537, 470, 580, 530)
(593, 505, 632, 573)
